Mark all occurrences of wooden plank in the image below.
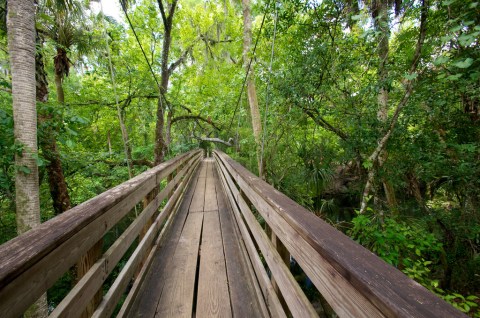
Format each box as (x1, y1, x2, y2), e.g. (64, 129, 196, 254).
(216, 151, 382, 318)
(92, 156, 202, 318)
(123, 163, 202, 318)
(155, 212, 203, 318)
(196, 211, 232, 318)
(215, 156, 286, 318)
(189, 161, 207, 212)
(215, 156, 317, 318)
(203, 162, 218, 212)
(117, 158, 201, 318)
(215, 166, 268, 318)
(52, 154, 202, 318)
(215, 150, 465, 318)
(0, 150, 200, 318)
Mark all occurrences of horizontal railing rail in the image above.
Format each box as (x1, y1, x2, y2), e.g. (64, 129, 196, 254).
(214, 150, 465, 318)
(0, 149, 202, 318)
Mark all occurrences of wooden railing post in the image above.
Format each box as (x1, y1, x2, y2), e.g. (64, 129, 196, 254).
(77, 239, 103, 318)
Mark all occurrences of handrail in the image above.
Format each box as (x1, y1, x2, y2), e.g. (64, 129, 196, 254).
(0, 149, 202, 318)
(214, 150, 465, 318)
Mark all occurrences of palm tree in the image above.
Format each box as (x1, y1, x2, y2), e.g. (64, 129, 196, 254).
(35, 0, 88, 215)
(7, 0, 48, 316)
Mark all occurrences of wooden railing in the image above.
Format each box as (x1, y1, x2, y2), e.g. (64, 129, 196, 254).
(214, 150, 465, 318)
(0, 150, 202, 318)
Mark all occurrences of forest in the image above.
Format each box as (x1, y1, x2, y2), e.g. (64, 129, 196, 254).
(0, 0, 479, 316)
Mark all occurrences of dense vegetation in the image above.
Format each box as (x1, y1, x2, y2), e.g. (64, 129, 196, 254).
(0, 0, 479, 316)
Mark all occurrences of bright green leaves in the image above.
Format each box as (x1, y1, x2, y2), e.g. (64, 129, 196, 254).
(433, 55, 449, 66)
(453, 57, 474, 68)
(16, 165, 31, 174)
(403, 72, 418, 80)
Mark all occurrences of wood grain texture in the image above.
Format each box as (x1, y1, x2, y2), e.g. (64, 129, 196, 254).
(216, 156, 285, 318)
(215, 166, 269, 318)
(124, 163, 201, 318)
(215, 155, 318, 318)
(203, 161, 218, 212)
(91, 155, 202, 318)
(189, 161, 207, 212)
(53, 154, 202, 318)
(0, 150, 200, 318)
(214, 150, 466, 318)
(196, 211, 232, 318)
(155, 212, 203, 318)
(118, 157, 201, 318)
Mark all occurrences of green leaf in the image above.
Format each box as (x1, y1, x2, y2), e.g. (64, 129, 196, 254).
(363, 160, 373, 169)
(415, 248, 421, 256)
(433, 56, 449, 66)
(351, 14, 362, 21)
(453, 58, 473, 68)
(404, 72, 418, 80)
(17, 165, 31, 174)
(446, 74, 463, 81)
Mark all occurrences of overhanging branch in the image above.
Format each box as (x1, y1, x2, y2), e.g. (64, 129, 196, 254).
(172, 115, 221, 131)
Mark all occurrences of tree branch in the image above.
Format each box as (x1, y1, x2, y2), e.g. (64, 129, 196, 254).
(168, 46, 192, 75)
(156, 0, 168, 28)
(192, 136, 234, 147)
(172, 114, 221, 130)
(302, 107, 349, 141)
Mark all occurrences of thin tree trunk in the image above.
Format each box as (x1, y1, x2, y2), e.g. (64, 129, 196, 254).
(370, 1, 398, 214)
(360, 0, 429, 214)
(8, 1, 48, 316)
(242, 0, 264, 178)
(107, 130, 113, 155)
(55, 73, 65, 105)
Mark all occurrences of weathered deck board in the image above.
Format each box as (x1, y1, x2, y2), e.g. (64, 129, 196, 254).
(189, 162, 207, 212)
(196, 211, 232, 318)
(203, 161, 218, 212)
(124, 159, 268, 318)
(215, 166, 268, 318)
(126, 166, 201, 318)
(155, 212, 203, 318)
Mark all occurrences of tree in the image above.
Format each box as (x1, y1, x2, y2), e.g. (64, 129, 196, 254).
(154, 0, 178, 165)
(7, 0, 48, 316)
(35, 0, 87, 215)
(242, 0, 264, 178)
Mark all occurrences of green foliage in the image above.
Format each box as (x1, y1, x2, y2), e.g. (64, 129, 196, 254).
(350, 213, 480, 316)
(349, 214, 443, 268)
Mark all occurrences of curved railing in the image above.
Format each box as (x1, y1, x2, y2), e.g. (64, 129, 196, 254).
(214, 150, 465, 318)
(0, 150, 202, 318)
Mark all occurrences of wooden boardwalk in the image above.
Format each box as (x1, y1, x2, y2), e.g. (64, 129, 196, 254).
(0, 151, 464, 318)
(126, 158, 267, 318)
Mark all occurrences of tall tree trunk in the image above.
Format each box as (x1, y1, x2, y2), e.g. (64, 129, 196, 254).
(154, 0, 178, 165)
(376, 2, 398, 213)
(375, 1, 390, 123)
(36, 38, 71, 216)
(8, 1, 48, 316)
(242, 0, 264, 178)
(154, 97, 166, 165)
(362, 1, 397, 214)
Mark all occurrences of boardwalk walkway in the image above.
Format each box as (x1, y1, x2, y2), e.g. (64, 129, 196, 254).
(126, 158, 267, 318)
